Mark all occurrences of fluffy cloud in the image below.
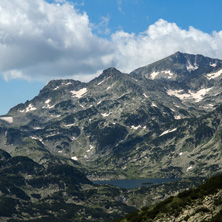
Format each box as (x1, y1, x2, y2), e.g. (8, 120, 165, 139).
(0, 0, 114, 81)
(0, 1, 222, 82)
(112, 19, 222, 73)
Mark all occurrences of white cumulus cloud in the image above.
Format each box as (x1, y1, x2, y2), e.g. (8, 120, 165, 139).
(0, 0, 114, 81)
(112, 19, 222, 73)
(0, 1, 222, 82)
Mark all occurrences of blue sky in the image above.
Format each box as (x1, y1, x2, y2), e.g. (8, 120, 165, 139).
(80, 0, 222, 34)
(0, 0, 222, 115)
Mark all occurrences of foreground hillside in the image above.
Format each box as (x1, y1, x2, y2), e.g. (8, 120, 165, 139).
(0, 149, 136, 221)
(117, 173, 222, 222)
(0, 149, 204, 221)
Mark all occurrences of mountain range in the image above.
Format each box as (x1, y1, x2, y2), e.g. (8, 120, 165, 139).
(1, 51, 222, 180)
(1, 51, 222, 220)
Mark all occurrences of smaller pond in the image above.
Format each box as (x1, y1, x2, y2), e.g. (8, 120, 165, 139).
(93, 178, 180, 189)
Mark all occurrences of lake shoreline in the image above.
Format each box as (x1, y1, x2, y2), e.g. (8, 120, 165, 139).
(93, 178, 182, 189)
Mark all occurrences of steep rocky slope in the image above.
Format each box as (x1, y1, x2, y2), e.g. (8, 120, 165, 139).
(117, 173, 222, 222)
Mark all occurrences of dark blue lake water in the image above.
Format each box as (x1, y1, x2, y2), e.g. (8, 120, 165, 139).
(93, 178, 180, 189)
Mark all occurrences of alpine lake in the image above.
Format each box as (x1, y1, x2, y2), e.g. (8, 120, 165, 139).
(93, 178, 181, 189)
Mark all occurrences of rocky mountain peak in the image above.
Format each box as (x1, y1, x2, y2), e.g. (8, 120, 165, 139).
(99, 67, 124, 79)
(103, 67, 121, 73)
(165, 51, 187, 61)
(41, 79, 85, 92)
(89, 67, 127, 87)
(131, 51, 222, 82)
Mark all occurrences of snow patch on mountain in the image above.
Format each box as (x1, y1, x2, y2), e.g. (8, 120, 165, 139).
(50, 114, 61, 118)
(98, 79, 105, 86)
(45, 99, 51, 104)
(143, 93, 148, 98)
(151, 102, 157, 108)
(163, 70, 175, 78)
(186, 61, 198, 72)
(64, 123, 75, 128)
(131, 125, 141, 130)
(0, 116, 13, 123)
(167, 88, 213, 102)
(30, 136, 45, 145)
(98, 77, 110, 86)
(30, 136, 38, 140)
(101, 112, 112, 117)
(20, 104, 37, 112)
(203, 103, 215, 110)
(48, 104, 55, 109)
(53, 86, 60, 90)
(63, 82, 72, 86)
(174, 115, 181, 120)
(71, 156, 78, 161)
(187, 166, 193, 171)
(210, 63, 217, 67)
(33, 127, 42, 130)
(97, 100, 102, 105)
(160, 128, 177, 136)
(71, 88, 87, 98)
(150, 71, 159, 80)
(79, 104, 85, 109)
(43, 100, 55, 109)
(167, 89, 189, 100)
(189, 88, 213, 102)
(87, 145, 94, 153)
(107, 83, 115, 90)
(46, 133, 58, 138)
(150, 70, 175, 80)
(206, 69, 222, 80)
(38, 138, 45, 145)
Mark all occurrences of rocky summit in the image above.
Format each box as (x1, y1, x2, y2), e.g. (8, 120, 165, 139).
(1, 52, 222, 180)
